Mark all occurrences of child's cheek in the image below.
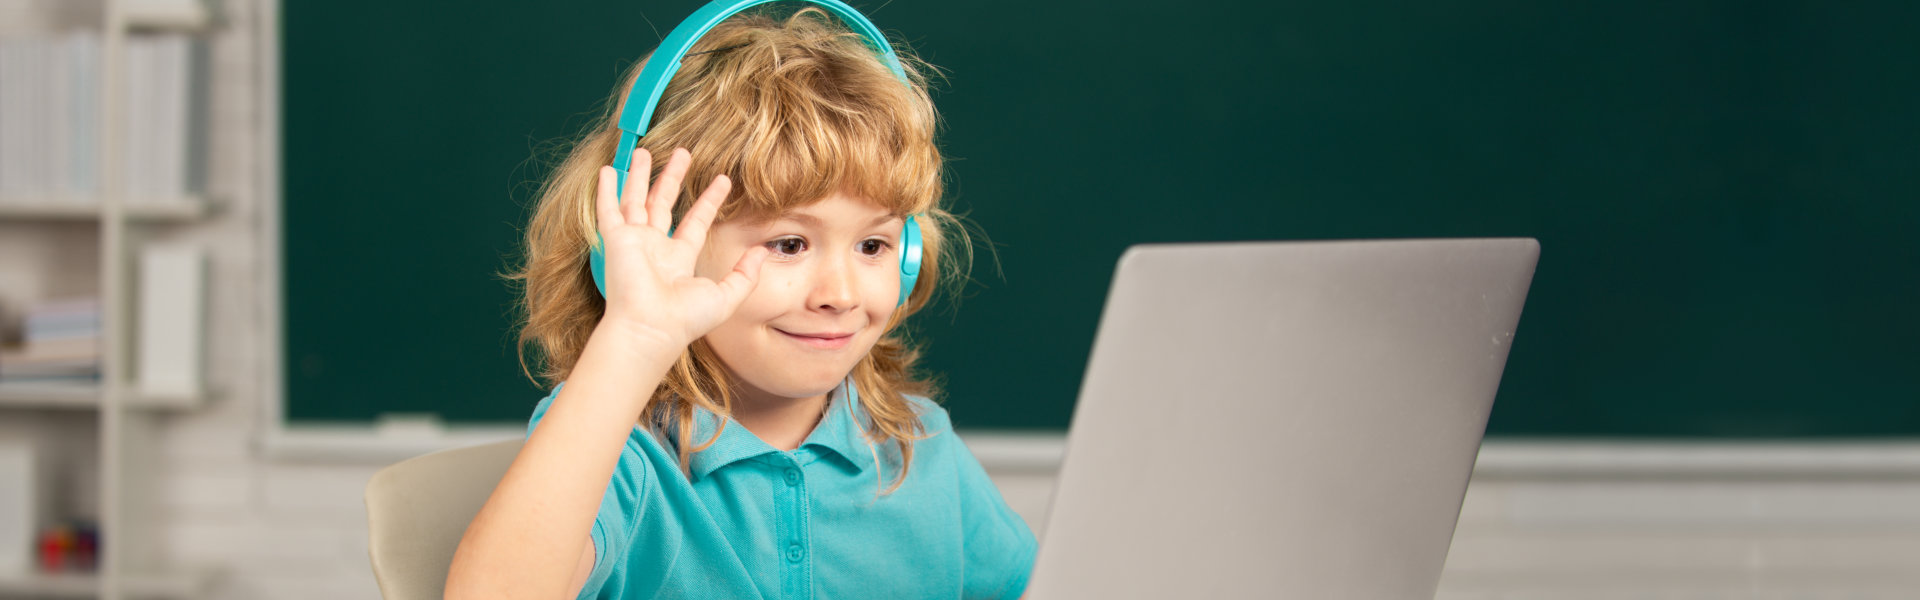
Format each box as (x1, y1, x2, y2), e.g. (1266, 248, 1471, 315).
(740, 268, 802, 318)
(863, 281, 897, 321)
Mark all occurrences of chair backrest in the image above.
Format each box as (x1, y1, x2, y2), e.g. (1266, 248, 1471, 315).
(364, 438, 525, 600)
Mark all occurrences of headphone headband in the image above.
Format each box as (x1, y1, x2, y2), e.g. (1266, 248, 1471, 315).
(612, 0, 908, 180)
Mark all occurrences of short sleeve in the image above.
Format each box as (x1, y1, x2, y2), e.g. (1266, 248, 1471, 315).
(525, 383, 651, 600)
(951, 432, 1040, 599)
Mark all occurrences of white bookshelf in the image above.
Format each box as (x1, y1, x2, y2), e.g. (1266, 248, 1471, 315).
(0, 0, 217, 598)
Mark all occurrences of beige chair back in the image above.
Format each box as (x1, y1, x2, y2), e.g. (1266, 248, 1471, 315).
(364, 438, 524, 600)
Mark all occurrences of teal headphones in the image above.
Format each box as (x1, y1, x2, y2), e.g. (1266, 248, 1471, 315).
(590, 0, 926, 307)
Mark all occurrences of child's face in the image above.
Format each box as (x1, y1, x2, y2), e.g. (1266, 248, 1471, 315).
(695, 192, 906, 406)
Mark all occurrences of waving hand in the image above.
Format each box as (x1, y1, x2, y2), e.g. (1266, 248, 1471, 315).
(595, 147, 769, 347)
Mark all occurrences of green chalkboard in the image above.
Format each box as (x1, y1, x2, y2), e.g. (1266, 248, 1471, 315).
(285, 0, 1919, 434)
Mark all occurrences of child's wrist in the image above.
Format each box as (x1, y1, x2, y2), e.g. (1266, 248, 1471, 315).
(594, 316, 690, 360)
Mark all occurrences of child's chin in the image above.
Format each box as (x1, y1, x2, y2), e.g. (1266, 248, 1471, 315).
(768, 363, 860, 386)
(760, 372, 851, 401)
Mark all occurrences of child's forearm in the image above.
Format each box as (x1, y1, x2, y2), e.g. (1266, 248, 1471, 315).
(445, 319, 681, 599)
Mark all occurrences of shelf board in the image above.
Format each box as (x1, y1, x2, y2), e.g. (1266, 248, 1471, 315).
(0, 196, 212, 222)
(125, 0, 214, 32)
(0, 568, 212, 598)
(0, 381, 204, 411)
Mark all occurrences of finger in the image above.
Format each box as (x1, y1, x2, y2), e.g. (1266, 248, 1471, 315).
(716, 246, 769, 313)
(649, 148, 691, 232)
(646, 151, 683, 232)
(595, 166, 623, 230)
(674, 174, 731, 250)
(623, 148, 652, 227)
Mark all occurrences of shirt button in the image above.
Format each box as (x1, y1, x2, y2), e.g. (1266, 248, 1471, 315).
(786, 544, 804, 563)
(784, 468, 801, 486)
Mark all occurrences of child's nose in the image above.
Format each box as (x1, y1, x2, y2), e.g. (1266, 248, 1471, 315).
(806, 254, 859, 313)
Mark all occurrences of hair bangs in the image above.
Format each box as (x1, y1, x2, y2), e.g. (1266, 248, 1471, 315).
(723, 95, 937, 222)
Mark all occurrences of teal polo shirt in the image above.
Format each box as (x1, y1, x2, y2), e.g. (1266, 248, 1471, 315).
(525, 380, 1038, 599)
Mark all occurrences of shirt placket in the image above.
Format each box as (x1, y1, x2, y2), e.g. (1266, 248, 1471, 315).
(775, 452, 812, 599)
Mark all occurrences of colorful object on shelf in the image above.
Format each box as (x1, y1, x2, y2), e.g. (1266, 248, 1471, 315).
(34, 520, 98, 573)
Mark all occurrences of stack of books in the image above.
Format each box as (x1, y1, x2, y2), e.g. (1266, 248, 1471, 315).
(0, 32, 204, 206)
(0, 298, 102, 385)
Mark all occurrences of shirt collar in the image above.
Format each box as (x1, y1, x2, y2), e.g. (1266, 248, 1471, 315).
(679, 378, 876, 481)
(801, 378, 878, 474)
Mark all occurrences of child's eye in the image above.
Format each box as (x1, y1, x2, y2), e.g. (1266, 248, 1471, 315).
(767, 236, 808, 257)
(859, 239, 890, 257)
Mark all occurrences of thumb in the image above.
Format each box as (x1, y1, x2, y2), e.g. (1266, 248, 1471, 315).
(715, 246, 769, 314)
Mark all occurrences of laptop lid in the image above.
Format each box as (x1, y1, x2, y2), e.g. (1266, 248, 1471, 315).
(1027, 238, 1540, 599)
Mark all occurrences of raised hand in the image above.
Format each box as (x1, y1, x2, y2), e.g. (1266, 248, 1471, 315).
(594, 147, 769, 348)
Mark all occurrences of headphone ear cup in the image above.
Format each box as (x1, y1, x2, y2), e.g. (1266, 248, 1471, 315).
(591, 231, 609, 298)
(897, 215, 924, 307)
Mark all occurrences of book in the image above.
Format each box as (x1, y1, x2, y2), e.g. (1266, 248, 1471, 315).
(136, 243, 204, 399)
(67, 32, 99, 199)
(0, 33, 105, 203)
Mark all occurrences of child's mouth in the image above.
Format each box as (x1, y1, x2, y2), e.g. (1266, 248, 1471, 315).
(775, 328, 854, 350)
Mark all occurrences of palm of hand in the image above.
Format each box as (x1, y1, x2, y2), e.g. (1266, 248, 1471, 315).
(595, 147, 768, 347)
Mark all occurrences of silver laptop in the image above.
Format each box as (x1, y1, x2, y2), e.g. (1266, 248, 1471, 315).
(1027, 238, 1540, 599)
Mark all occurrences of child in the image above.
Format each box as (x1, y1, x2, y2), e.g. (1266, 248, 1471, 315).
(445, 5, 1037, 599)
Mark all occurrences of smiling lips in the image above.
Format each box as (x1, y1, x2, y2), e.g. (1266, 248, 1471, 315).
(777, 328, 855, 350)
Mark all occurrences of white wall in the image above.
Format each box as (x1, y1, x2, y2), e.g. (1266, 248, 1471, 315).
(1437, 477, 1920, 599)
(115, 1, 1920, 598)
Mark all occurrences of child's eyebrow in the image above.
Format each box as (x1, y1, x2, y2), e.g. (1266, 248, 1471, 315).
(779, 213, 901, 229)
